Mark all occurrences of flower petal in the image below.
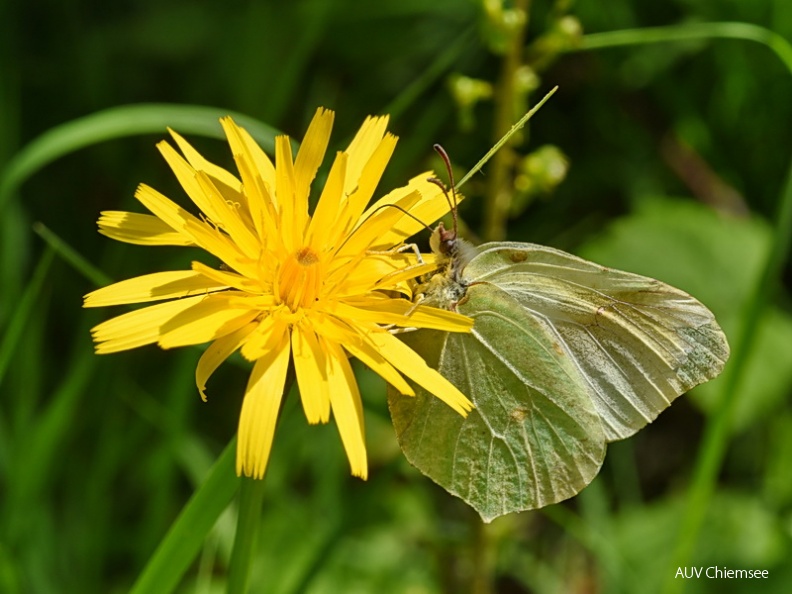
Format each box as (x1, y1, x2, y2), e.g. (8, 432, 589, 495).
(194, 171, 261, 259)
(240, 314, 285, 361)
(292, 323, 331, 424)
(97, 211, 193, 246)
(363, 173, 460, 250)
(325, 340, 367, 479)
(135, 184, 257, 278)
(190, 261, 264, 293)
(168, 127, 243, 194)
(365, 326, 474, 416)
(275, 135, 299, 250)
(337, 188, 419, 257)
(344, 115, 389, 195)
(220, 117, 280, 244)
(156, 140, 227, 224)
(158, 295, 260, 349)
(195, 321, 258, 401)
(330, 299, 474, 332)
(341, 133, 398, 231)
(294, 107, 334, 207)
(306, 151, 347, 251)
(310, 312, 414, 396)
(237, 328, 291, 479)
(220, 117, 276, 200)
(91, 295, 207, 354)
(84, 271, 228, 307)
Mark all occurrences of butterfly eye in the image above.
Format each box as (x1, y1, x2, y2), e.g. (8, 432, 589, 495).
(441, 236, 457, 256)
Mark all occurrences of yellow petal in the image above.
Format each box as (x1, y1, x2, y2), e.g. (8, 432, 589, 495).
(363, 173, 460, 250)
(294, 107, 334, 207)
(91, 295, 207, 354)
(337, 188, 419, 257)
(311, 312, 414, 396)
(366, 327, 474, 416)
(195, 321, 258, 401)
(240, 314, 287, 361)
(157, 140, 226, 224)
(158, 295, 260, 349)
(194, 171, 261, 259)
(371, 258, 438, 293)
(329, 253, 410, 298)
(220, 117, 280, 243)
(325, 340, 367, 479)
(84, 271, 227, 307)
(159, 146, 257, 257)
(329, 299, 474, 332)
(135, 184, 256, 278)
(275, 136, 299, 250)
(292, 323, 331, 424)
(343, 115, 389, 196)
(341, 133, 398, 232)
(167, 127, 244, 200)
(97, 211, 193, 246)
(306, 310, 361, 345)
(306, 151, 347, 251)
(236, 328, 291, 479)
(221, 117, 277, 200)
(168, 127, 241, 186)
(190, 261, 264, 294)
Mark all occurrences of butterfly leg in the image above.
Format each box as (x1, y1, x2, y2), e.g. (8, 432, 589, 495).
(366, 242, 424, 264)
(380, 293, 426, 334)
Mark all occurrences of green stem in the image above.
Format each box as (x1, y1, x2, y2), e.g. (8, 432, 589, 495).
(457, 87, 557, 191)
(226, 477, 268, 594)
(565, 22, 792, 594)
(226, 373, 293, 593)
(471, 519, 494, 594)
(483, 0, 531, 242)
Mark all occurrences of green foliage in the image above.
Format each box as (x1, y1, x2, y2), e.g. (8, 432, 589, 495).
(2, 0, 791, 592)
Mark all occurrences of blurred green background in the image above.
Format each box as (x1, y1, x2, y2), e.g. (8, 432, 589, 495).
(2, 0, 791, 592)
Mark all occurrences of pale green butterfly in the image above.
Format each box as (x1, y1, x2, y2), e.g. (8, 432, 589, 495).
(387, 146, 730, 522)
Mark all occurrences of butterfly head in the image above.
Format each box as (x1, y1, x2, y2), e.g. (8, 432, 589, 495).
(429, 220, 458, 258)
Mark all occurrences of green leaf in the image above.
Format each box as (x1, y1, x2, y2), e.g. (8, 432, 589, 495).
(0, 103, 282, 212)
(130, 438, 239, 594)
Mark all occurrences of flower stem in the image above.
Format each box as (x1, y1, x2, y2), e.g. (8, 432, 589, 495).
(226, 477, 268, 594)
(471, 518, 494, 594)
(226, 372, 294, 593)
(483, 0, 530, 242)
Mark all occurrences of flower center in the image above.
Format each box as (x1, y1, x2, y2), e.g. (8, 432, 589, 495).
(278, 246, 323, 311)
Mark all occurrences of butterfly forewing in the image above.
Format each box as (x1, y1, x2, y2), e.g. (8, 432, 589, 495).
(465, 242, 730, 441)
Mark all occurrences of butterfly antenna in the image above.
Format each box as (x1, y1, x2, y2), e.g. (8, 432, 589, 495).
(432, 144, 458, 237)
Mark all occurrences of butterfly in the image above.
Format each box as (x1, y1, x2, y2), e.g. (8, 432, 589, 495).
(387, 146, 730, 522)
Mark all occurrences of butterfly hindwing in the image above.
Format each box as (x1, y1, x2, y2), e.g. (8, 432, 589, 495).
(389, 281, 606, 521)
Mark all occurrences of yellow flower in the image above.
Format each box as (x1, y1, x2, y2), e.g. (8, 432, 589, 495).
(84, 108, 474, 480)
